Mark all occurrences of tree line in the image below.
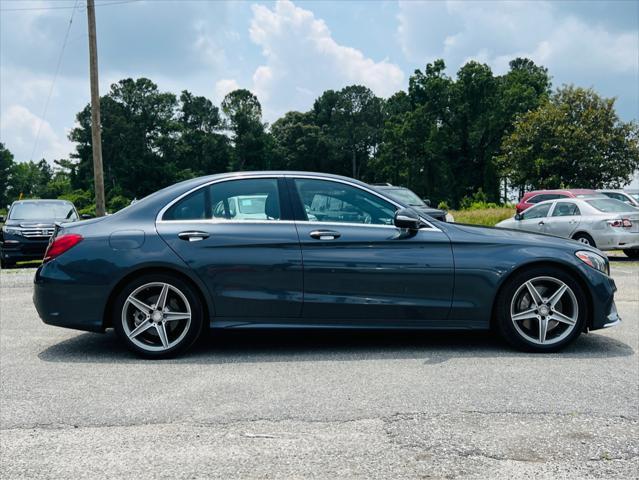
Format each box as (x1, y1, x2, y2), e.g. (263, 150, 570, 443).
(1, 57, 638, 213)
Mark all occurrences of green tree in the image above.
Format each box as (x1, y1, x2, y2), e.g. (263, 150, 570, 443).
(270, 111, 331, 171)
(499, 86, 639, 190)
(0, 143, 15, 207)
(221, 89, 268, 170)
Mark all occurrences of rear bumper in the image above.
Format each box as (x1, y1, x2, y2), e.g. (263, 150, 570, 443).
(33, 262, 107, 333)
(594, 230, 639, 251)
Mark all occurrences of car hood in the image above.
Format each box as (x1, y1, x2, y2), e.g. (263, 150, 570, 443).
(447, 222, 599, 252)
(410, 205, 447, 216)
(3, 219, 71, 228)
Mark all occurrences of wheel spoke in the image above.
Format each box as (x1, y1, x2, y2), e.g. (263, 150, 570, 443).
(525, 281, 543, 306)
(511, 307, 537, 322)
(127, 296, 151, 315)
(157, 284, 170, 310)
(128, 319, 153, 339)
(156, 323, 169, 348)
(163, 311, 190, 322)
(547, 284, 568, 308)
(550, 310, 576, 326)
(538, 317, 549, 344)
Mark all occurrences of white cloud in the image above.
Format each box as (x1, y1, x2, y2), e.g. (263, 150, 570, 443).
(214, 78, 241, 102)
(0, 105, 72, 162)
(193, 20, 227, 68)
(248, 0, 405, 120)
(397, 0, 638, 76)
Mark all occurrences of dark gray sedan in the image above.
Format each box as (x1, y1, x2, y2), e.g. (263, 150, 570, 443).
(33, 172, 619, 358)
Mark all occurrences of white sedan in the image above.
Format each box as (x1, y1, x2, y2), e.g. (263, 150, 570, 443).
(497, 197, 639, 258)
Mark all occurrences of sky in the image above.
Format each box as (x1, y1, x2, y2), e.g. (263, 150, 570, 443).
(1, 0, 638, 165)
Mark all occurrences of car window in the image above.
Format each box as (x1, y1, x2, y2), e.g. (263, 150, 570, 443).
(9, 201, 77, 221)
(522, 203, 551, 220)
(163, 178, 281, 221)
(551, 202, 580, 217)
(586, 198, 634, 213)
(294, 179, 396, 225)
(529, 194, 556, 204)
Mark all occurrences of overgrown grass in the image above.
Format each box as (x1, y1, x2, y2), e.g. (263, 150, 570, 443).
(450, 207, 515, 227)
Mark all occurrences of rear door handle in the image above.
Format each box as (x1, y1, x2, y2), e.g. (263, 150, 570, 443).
(309, 230, 341, 240)
(178, 231, 209, 242)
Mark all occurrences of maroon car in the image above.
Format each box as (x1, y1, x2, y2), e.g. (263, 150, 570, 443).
(516, 189, 602, 213)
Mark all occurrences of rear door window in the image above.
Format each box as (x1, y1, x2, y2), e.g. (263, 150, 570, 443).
(551, 202, 580, 217)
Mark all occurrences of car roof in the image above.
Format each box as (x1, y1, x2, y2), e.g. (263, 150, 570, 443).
(11, 199, 72, 205)
(524, 188, 596, 196)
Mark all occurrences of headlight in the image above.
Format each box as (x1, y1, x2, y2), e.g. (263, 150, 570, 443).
(576, 250, 609, 275)
(1, 226, 22, 236)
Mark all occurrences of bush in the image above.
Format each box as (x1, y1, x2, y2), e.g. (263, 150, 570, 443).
(59, 189, 93, 210)
(450, 207, 515, 226)
(437, 201, 450, 211)
(108, 195, 131, 213)
(79, 204, 96, 217)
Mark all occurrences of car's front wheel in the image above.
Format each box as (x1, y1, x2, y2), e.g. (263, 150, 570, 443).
(113, 273, 204, 358)
(495, 266, 587, 352)
(623, 249, 639, 259)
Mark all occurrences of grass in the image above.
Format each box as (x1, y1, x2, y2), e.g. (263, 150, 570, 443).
(450, 207, 515, 227)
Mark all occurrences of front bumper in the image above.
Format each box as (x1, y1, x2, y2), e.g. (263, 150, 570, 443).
(0, 237, 49, 263)
(588, 273, 621, 331)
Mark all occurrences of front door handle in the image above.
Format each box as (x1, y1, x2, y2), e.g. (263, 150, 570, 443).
(538, 221, 545, 226)
(309, 230, 341, 240)
(178, 231, 209, 242)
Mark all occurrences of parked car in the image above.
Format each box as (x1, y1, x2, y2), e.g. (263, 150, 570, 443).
(598, 189, 639, 208)
(33, 171, 619, 358)
(0, 199, 83, 268)
(515, 189, 602, 213)
(372, 184, 453, 222)
(497, 197, 639, 258)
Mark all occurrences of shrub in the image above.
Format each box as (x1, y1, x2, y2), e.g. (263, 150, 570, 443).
(59, 189, 93, 210)
(108, 195, 131, 213)
(450, 207, 515, 226)
(437, 201, 450, 211)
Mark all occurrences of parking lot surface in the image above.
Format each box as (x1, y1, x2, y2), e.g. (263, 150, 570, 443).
(1, 260, 637, 479)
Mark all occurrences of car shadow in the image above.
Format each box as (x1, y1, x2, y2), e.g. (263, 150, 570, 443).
(38, 328, 634, 365)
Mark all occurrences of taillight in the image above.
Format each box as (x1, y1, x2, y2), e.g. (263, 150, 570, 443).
(607, 219, 632, 228)
(43, 234, 83, 262)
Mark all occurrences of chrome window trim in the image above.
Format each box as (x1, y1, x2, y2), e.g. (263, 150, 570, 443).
(155, 173, 441, 232)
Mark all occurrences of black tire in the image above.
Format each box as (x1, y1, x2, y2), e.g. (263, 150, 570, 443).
(112, 273, 204, 359)
(495, 266, 587, 352)
(623, 249, 639, 259)
(572, 232, 596, 248)
(0, 258, 14, 269)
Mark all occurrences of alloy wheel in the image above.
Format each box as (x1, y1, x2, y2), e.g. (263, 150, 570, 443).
(121, 282, 192, 352)
(510, 276, 579, 346)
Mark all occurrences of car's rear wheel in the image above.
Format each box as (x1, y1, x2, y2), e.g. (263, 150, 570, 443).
(495, 266, 587, 352)
(572, 232, 596, 248)
(623, 249, 639, 259)
(0, 257, 14, 269)
(113, 273, 204, 358)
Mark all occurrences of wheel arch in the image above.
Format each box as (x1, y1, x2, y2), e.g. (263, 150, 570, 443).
(102, 266, 212, 330)
(489, 260, 594, 331)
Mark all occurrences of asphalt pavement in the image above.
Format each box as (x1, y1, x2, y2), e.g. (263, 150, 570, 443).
(1, 259, 637, 479)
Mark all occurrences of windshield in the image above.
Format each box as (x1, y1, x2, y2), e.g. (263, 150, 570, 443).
(586, 199, 634, 213)
(9, 201, 77, 221)
(383, 188, 425, 206)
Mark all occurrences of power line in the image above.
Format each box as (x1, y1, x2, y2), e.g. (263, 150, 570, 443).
(29, 0, 80, 162)
(0, 0, 141, 12)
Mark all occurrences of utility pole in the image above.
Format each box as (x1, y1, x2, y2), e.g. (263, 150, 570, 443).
(87, 0, 106, 216)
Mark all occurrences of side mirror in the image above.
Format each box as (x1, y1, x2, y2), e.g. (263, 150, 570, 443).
(81, 213, 94, 220)
(514, 213, 523, 221)
(394, 208, 422, 230)
(422, 198, 432, 207)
